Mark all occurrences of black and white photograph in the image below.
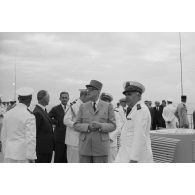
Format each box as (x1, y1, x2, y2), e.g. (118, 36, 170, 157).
(0, 1, 195, 195)
(1, 32, 195, 163)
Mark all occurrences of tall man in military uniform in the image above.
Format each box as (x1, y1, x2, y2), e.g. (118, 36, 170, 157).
(175, 95, 189, 128)
(115, 81, 153, 163)
(74, 80, 116, 163)
(1, 87, 37, 163)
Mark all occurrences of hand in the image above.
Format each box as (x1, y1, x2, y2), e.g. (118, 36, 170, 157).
(91, 121, 102, 129)
(110, 139, 114, 143)
(88, 123, 97, 131)
(28, 159, 35, 163)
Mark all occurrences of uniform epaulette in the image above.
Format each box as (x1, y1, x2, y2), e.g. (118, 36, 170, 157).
(70, 99, 78, 106)
(114, 109, 119, 112)
(27, 108, 33, 114)
(137, 104, 141, 110)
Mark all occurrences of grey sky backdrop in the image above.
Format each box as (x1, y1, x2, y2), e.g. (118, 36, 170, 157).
(0, 32, 195, 111)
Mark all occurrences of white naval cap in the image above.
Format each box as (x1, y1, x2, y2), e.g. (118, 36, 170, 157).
(123, 81, 145, 95)
(16, 87, 34, 97)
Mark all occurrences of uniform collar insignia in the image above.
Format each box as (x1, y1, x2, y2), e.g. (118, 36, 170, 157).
(137, 104, 141, 110)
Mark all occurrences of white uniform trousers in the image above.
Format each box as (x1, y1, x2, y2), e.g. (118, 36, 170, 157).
(108, 146, 118, 163)
(67, 145, 79, 163)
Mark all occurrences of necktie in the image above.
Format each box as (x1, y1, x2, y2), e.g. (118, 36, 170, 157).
(45, 108, 47, 113)
(93, 102, 96, 112)
(126, 106, 132, 117)
(64, 105, 66, 112)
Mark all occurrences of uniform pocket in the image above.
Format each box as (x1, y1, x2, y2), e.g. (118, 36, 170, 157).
(100, 133, 109, 141)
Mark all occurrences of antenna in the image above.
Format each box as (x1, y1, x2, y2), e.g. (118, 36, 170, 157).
(179, 32, 183, 96)
(13, 57, 17, 101)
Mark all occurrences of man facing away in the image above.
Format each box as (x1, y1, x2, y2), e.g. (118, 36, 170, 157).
(64, 89, 89, 163)
(49, 91, 69, 163)
(74, 80, 116, 163)
(175, 95, 189, 128)
(1, 87, 36, 163)
(115, 81, 153, 163)
(33, 90, 54, 163)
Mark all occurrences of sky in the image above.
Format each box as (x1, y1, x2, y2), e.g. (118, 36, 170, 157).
(0, 32, 195, 111)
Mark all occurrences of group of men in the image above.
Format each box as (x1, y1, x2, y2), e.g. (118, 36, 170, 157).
(1, 78, 189, 163)
(144, 96, 189, 130)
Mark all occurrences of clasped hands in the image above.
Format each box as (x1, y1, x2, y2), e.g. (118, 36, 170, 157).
(88, 121, 102, 131)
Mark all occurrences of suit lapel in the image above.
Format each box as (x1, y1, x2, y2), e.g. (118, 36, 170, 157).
(87, 101, 95, 115)
(59, 104, 65, 115)
(95, 100, 103, 114)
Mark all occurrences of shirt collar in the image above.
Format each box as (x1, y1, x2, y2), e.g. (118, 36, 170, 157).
(92, 99, 100, 105)
(61, 103, 67, 108)
(37, 103, 46, 110)
(18, 103, 27, 108)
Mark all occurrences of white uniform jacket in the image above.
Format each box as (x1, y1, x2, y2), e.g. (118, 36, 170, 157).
(64, 99, 83, 146)
(115, 101, 153, 163)
(1, 103, 37, 160)
(162, 104, 178, 128)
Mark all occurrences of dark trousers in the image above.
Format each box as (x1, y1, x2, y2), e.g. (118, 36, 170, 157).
(36, 153, 53, 163)
(79, 155, 108, 163)
(54, 142, 67, 163)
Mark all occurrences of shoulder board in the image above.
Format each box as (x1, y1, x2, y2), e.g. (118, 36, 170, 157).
(137, 104, 141, 110)
(114, 109, 119, 112)
(70, 99, 78, 106)
(27, 108, 33, 114)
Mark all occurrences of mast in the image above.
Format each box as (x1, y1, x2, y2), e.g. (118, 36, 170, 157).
(179, 32, 183, 96)
(13, 57, 16, 101)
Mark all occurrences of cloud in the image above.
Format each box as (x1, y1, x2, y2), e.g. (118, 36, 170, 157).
(1, 32, 195, 113)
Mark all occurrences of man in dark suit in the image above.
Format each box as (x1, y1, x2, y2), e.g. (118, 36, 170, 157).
(152, 101, 166, 130)
(193, 110, 195, 129)
(49, 92, 69, 163)
(74, 80, 116, 163)
(33, 90, 54, 163)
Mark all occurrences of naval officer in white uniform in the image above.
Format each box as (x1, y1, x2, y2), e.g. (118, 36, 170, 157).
(115, 81, 153, 163)
(1, 87, 37, 163)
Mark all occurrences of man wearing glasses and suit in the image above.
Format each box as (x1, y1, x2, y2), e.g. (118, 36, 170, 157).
(74, 80, 116, 163)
